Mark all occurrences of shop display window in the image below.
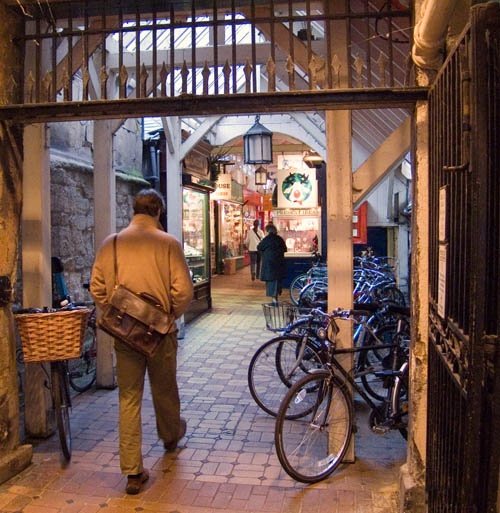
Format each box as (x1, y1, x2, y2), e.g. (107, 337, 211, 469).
(183, 188, 209, 283)
(219, 201, 243, 258)
(243, 204, 259, 241)
(273, 212, 320, 255)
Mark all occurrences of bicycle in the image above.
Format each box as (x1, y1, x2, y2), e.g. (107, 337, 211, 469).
(67, 296, 97, 393)
(53, 280, 97, 393)
(291, 253, 406, 309)
(248, 302, 409, 417)
(289, 251, 327, 306)
(14, 305, 90, 461)
(273, 307, 409, 483)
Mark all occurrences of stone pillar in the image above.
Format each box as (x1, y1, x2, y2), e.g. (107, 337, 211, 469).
(398, 3, 431, 507)
(93, 120, 116, 389)
(0, 3, 33, 483)
(398, 101, 428, 513)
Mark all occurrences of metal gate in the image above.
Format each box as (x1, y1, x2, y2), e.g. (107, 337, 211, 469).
(426, 3, 500, 512)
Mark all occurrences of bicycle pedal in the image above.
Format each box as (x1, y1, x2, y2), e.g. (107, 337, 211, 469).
(372, 423, 391, 435)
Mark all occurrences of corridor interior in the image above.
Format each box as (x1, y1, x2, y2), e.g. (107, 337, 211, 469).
(0, 268, 406, 513)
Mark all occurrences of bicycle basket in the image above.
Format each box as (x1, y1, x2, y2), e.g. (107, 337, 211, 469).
(14, 309, 89, 363)
(262, 302, 300, 332)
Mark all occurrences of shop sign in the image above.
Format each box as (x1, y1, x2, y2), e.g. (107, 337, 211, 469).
(184, 152, 209, 177)
(273, 207, 320, 217)
(212, 173, 232, 200)
(277, 168, 318, 208)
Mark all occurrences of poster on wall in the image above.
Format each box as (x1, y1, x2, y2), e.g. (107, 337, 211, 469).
(277, 168, 318, 208)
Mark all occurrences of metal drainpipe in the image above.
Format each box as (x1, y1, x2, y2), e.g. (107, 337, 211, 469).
(412, 0, 459, 70)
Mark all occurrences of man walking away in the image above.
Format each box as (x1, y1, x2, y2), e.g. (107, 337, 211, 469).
(90, 189, 194, 495)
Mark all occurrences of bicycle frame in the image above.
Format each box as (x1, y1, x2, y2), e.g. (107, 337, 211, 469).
(322, 338, 409, 435)
(282, 311, 399, 383)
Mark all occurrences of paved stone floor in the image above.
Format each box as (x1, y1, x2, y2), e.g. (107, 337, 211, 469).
(0, 268, 406, 513)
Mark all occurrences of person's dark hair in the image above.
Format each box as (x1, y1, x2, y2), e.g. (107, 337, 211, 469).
(265, 223, 277, 235)
(133, 189, 165, 217)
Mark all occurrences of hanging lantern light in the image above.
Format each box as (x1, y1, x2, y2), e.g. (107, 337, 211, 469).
(254, 165, 268, 186)
(243, 115, 273, 164)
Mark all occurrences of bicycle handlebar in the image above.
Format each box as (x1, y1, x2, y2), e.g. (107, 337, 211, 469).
(302, 302, 410, 324)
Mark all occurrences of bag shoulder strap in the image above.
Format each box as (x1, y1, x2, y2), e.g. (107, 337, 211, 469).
(112, 234, 119, 287)
(254, 228, 262, 240)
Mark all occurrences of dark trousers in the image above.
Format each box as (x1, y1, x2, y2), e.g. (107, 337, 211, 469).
(249, 251, 261, 278)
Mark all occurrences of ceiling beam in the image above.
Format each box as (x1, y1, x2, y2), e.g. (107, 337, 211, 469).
(212, 142, 309, 155)
(352, 116, 411, 206)
(0, 88, 426, 123)
(162, 116, 177, 154)
(288, 112, 326, 155)
(180, 116, 221, 159)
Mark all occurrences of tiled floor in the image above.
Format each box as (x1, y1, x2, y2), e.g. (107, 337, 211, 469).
(0, 268, 406, 512)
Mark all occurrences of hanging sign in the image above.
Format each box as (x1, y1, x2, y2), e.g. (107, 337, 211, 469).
(211, 173, 232, 200)
(277, 169, 318, 208)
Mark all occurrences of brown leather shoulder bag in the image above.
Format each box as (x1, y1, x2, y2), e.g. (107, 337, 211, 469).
(97, 235, 174, 357)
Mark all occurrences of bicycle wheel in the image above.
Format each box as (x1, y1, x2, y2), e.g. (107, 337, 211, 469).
(298, 281, 328, 308)
(51, 361, 72, 460)
(248, 336, 324, 417)
(275, 371, 353, 483)
(391, 362, 409, 439)
(357, 324, 397, 401)
(371, 284, 406, 306)
(289, 274, 308, 305)
(68, 323, 96, 392)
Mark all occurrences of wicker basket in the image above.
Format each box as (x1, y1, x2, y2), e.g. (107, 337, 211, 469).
(262, 302, 302, 332)
(15, 309, 90, 363)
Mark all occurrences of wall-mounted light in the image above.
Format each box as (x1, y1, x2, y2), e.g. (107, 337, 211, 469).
(243, 115, 273, 164)
(254, 165, 268, 186)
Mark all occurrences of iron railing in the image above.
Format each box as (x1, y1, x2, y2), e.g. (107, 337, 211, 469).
(12, 0, 412, 105)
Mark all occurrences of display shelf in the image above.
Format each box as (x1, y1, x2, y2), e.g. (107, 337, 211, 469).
(219, 201, 243, 259)
(273, 211, 321, 255)
(183, 187, 209, 283)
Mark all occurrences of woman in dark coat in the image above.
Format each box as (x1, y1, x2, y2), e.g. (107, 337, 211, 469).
(257, 223, 287, 302)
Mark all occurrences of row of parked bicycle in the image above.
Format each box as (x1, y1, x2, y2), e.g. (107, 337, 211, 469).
(289, 253, 406, 309)
(248, 254, 410, 484)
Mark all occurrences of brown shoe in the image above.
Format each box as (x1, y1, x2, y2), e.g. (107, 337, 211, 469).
(126, 469, 149, 495)
(164, 417, 187, 452)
